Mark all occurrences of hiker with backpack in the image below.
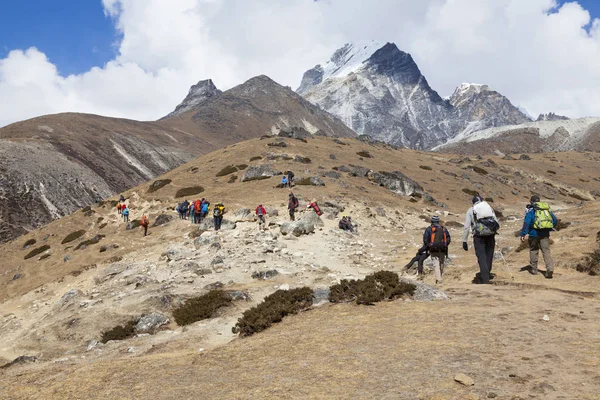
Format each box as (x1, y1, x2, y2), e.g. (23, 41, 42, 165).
(256, 204, 267, 231)
(213, 203, 225, 231)
(288, 192, 299, 221)
(200, 199, 210, 223)
(520, 195, 558, 279)
(140, 215, 150, 236)
(423, 215, 451, 285)
(194, 200, 202, 224)
(117, 202, 122, 215)
(462, 195, 500, 284)
(287, 171, 295, 187)
(307, 199, 323, 216)
(338, 215, 354, 233)
(122, 206, 130, 223)
(189, 201, 196, 224)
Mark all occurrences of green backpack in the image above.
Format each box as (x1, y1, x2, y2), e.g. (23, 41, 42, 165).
(533, 202, 554, 230)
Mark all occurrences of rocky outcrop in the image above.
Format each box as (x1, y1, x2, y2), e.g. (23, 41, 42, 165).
(135, 313, 169, 334)
(536, 112, 569, 122)
(368, 171, 423, 196)
(163, 79, 222, 119)
(280, 211, 324, 236)
(241, 165, 281, 182)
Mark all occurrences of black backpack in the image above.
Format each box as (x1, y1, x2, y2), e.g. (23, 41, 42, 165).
(429, 226, 448, 252)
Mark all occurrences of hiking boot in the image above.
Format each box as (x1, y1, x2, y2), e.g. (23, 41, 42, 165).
(545, 271, 553, 279)
(435, 280, 442, 285)
(417, 273, 424, 281)
(530, 268, 539, 275)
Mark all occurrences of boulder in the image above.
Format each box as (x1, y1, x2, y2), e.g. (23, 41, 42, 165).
(241, 165, 282, 182)
(321, 170, 341, 179)
(152, 214, 175, 227)
(251, 270, 279, 280)
(211, 256, 225, 266)
(349, 165, 371, 177)
(198, 218, 236, 231)
(56, 289, 83, 308)
(227, 290, 251, 301)
(368, 171, 423, 196)
(194, 233, 219, 248)
(519, 154, 531, 160)
(276, 126, 311, 141)
(280, 210, 323, 236)
(255, 231, 279, 243)
(233, 208, 254, 222)
(135, 313, 169, 334)
(166, 246, 193, 262)
(266, 207, 279, 217)
(405, 278, 450, 301)
(1, 355, 38, 369)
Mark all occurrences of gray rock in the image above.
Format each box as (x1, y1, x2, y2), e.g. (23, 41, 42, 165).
(349, 165, 371, 177)
(312, 288, 331, 304)
(211, 256, 225, 266)
(322, 201, 345, 213)
(454, 373, 475, 386)
(227, 290, 251, 301)
(321, 170, 341, 179)
(64, 255, 72, 263)
(195, 268, 213, 276)
(95, 262, 128, 283)
(368, 171, 423, 196)
(135, 313, 169, 334)
(255, 231, 279, 243)
(519, 154, 531, 160)
(166, 246, 192, 262)
(86, 340, 99, 352)
(194, 233, 219, 248)
(251, 270, 279, 280)
(198, 218, 236, 231)
(241, 165, 282, 182)
(57, 289, 83, 307)
(375, 207, 386, 217)
(266, 207, 279, 217)
(152, 214, 175, 227)
(183, 261, 200, 270)
(204, 281, 224, 290)
(280, 210, 323, 236)
(329, 154, 337, 160)
(209, 242, 222, 251)
(1, 355, 38, 368)
(233, 208, 254, 222)
(406, 278, 449, 301)
(12, 273, 22, 281)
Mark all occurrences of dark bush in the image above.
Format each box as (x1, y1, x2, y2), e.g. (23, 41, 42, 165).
(228, 175, 237, 183)
(568, 192, 589, 201)
(175, 186, 205, 198)
(39, 254, 51, 261)
(148, 179, 172, 193)
(462, 188, 479, 196)
(216, 165, 238, 177)
(547, 170, 557, 175)
(24, 245, 51, 260)
(100, 319, 136, 343)
(295, 177, 312, 185)
(97, 217, 104, 224)
(249, 156, 262, 161)
(357, 151, 372, 158)
(556, 220, 571, 231)
(468, 166, 489, 175)
(575, 251, 600, 276)
(333, 139, 347, 145)
(294, 156, 312, 164)
(419, 165, 433, 171)
(61, 230, 86, 244)
(236, 164, 248, 170)
(75, 235, 105, 250)
(82, 206, 92, 213)
(106, 256, 123, 263)
(484, 197, 494, 203)
(23, 238, 36, 249)
(328, 271, 416, 305)
(99, 223, 108, 230)
(232, 287, 313, 337)
(173, 290, 233, 326)
(268, 142, 287, 148)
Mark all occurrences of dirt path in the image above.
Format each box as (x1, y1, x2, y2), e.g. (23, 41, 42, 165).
(3, 279, 599, 400)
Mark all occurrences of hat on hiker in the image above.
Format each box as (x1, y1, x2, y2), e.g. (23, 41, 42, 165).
(530, 195, 540, 203)
(472, 195, 483, 204)
(431, 215, 440, 223)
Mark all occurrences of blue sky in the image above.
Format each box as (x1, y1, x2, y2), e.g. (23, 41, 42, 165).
(0, 1, 598, 77)
(0, 0, 117, 76)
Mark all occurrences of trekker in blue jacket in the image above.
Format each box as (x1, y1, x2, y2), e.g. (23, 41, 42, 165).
(520, 195, 558, 279)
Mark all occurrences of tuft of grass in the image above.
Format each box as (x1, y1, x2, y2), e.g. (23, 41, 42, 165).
(419, 165, 433, 171)
(74, 235, 105, 250)
(249, 156, 262, 161)
(39, 254, 51, 261)
(356, 151, 372, 158)
(174, 186, 205, 199)
(100, 319, 136, 343)
(228, 175, 237, 183)
(216, 165, 238, 177)
(99, 223, 108, 230)
(462, 188, 479, 196)
(173, 290, 233, 326)
(329, 271, 416, 305)
(23, 238, 36, 249)
(148, 179, 172, 193)
(547, 170, 557, 175)
(468, 166, 489, 175)
(232, 287, 313, 337)
(61, 230, 86, 244)
(24, 245, 50, 260)
(484, 197, 494, 203)
(568, 192, 589, 201)
(236, 164, 248, 170)
(575, 251, 600, 276)
(294, 156, 312, 164)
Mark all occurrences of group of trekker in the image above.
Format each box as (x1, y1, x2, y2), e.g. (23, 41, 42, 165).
(175, 198, 226, 230)
(255, 192, 327, 230)
(406, 195, 558, 285)
(115, 194, 150, 236)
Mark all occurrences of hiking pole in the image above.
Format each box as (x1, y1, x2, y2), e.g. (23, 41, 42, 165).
(496, 237, 515, 280)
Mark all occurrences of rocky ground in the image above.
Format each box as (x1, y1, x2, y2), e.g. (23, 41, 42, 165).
(1, 136, 599, 399)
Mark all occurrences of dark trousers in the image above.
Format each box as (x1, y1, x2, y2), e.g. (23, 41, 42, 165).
(143, 225, 148, 236)
(214, 216, 223, 230)
(474, 235, 495, 284)
(407, 252, 430, 274)
(289, 208, 295, 221)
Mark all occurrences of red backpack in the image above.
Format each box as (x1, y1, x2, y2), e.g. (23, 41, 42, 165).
(141, 216, 149, 226)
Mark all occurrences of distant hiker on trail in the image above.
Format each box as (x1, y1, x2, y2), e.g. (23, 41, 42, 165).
(463, 195, 500, 284)
(189, 201, 196, 224)
(338, 215, 354, 233)
(117, 203, 122, 215)
(404, 247, 430, 280)
(200, 199, 210, 223)
(423, 215, 451, 285)
(307, 199, 323, 216)
(256, 204, 267, 231)
(194, 200, 202, 224)
(213, 203, 225, 231)
(287, 170, 295, 187)
(122, 206, 130, 223)
(281, 175, 288, 188)
(182, 200, 190, 220)
(288, 192, 299, 221)
(520, 195, 558, 279)
(119, 194, 125, 203)
(140, 215, 150, 237)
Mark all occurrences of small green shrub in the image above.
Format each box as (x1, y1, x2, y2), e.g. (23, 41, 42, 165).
(228, 175, 237, 184)
(96, 217, 104, 224)
(236, 164, 248, 170)
(357, 151, 372, 158)
(547, 170, 557, 175)
(216, 165, 238, 177)
(130, 220, 141, 229)
(148, 179, 172, 193)
(462, 188, 479, 196)
(419, 165, 433, 171)
(81, 206, 92, 213)
(100, 319, 137, 343)
(61, 230, 86, 244)
(173, 290, 233, 326)
(23, 238, 36, 249)
(232, 287, 313, 337)
(24, 245, 51, 260)
(74, 235, 105, 250)
(329, 271, 416, 305)
(175, 186, 205, 198)
(249, 156, 262, 161)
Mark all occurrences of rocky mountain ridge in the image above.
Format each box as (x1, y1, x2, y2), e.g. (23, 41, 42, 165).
(162, 79, 222, 119)
(298, 42, 532, 149)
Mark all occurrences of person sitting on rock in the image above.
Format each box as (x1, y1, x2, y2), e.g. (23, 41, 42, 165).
(307, 199, 323, 216)
(256, 204, 267, 231)
(281, 175, 288, 188)
(338, 215, 354, 232)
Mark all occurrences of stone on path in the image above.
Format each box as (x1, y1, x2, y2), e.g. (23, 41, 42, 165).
(454, 373, 475, 386)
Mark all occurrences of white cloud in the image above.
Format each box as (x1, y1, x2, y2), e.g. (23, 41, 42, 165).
(1, 0, 599, 127)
